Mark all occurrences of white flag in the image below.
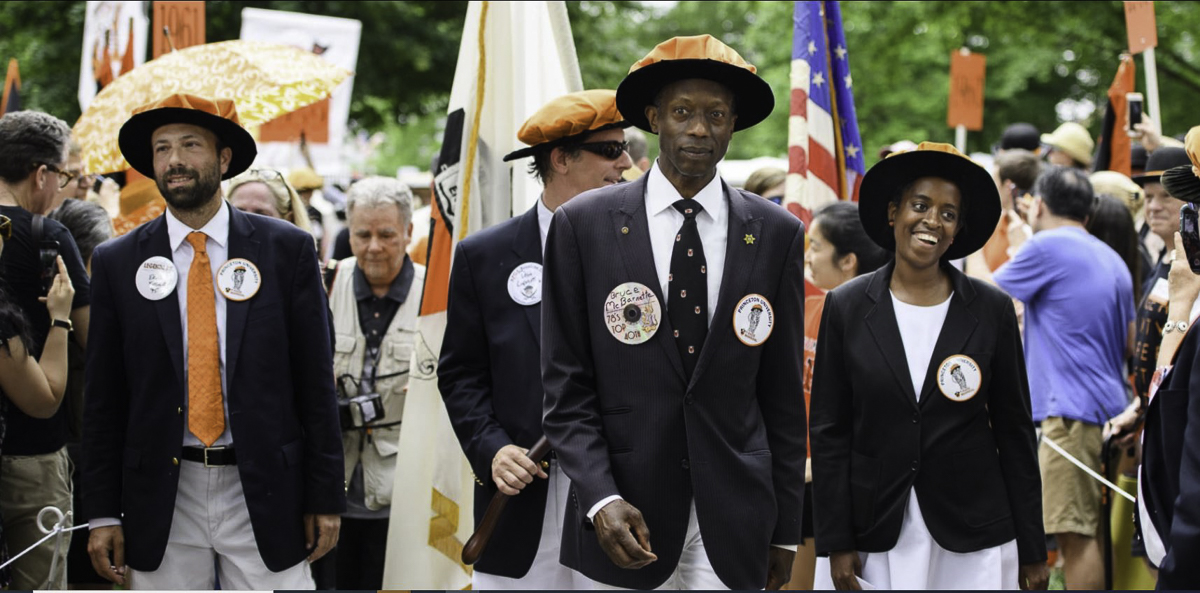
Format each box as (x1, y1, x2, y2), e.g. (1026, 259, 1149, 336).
(382, 1, 581, 589)
(78, 1, 148, 112)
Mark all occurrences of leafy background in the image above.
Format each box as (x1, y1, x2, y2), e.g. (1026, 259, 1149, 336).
(4, 1, 1199, 174)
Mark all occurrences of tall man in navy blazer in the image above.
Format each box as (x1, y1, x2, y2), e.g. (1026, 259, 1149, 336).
(82, 94, 346, 590)
(541, 36, 807, 590)
(441, 90, 632, 589)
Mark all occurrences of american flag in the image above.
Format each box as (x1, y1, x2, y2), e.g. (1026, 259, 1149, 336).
(786, 1, 865, 226)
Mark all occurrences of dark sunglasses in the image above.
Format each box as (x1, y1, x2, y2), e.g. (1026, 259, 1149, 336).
(0, 214, 11, 240)
(577, 141, 629, 161)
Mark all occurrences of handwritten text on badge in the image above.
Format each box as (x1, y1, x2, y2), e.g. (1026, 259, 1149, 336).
(603, 282, 661, 345)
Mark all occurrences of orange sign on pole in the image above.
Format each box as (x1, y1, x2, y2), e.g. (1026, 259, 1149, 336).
(153, 1, 205, 59)
(1124, 1, 1157, 55)
(947, 50, 986, 131)
(258, 98, 331, 143)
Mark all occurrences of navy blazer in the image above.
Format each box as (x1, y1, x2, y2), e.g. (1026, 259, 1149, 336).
(810, 260, 1046, 565)
(439, 205, 551, 578)
(82, 207, 346, 572)
(541, 176, 808, 590)
(1140, 323, 1200, 589)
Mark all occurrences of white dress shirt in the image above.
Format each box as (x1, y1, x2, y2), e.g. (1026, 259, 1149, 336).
(165, 202, 233, 448)
(645, 161, 727, 327)
(537, 196, 554, 254)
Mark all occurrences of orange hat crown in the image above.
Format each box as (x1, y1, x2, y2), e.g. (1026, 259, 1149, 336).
(131, 93, 242, 126)
(629, 34, 757, 76)
(516, 89, 625, 148)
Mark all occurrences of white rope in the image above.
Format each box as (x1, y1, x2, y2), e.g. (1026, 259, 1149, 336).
(0, 506, 89, 582)
(1042, 435, 1136, 503)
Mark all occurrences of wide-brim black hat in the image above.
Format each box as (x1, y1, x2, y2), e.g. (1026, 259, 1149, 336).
(1133, 146, 1190, 186)
(1162, 165, 1200, 203)
(118, 94, 256, 181)
(617, 35, 774, 133)
(859, 142, 1001, 261)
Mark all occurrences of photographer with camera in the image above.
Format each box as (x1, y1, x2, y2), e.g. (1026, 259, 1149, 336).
(0, 110, 91, 589)
(323, 176, 421, 590)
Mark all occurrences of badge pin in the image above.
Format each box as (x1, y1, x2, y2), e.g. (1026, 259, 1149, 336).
(937, 355, 982, 402)
(732, 294, 774, 347)
(136, 256, 178, 301)
(507, 262, 543, 306)
(216, 258, 262, 301)
(603, 282, 661, 345)
(744, 234, 756, 245)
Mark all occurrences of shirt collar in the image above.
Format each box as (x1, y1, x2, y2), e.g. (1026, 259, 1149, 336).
(353, 255, 415, 303)
(165, 200, 231, 252)
(537, 196, 554, 250)
(645, 160, 725, 219)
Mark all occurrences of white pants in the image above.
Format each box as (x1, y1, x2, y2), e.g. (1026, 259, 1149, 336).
(591, 502, 727, 590)
(474, 463, 592, 590)
(129, 460, 313, 590)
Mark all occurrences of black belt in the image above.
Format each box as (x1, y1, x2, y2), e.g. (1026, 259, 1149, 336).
(181, 446, 237, 467)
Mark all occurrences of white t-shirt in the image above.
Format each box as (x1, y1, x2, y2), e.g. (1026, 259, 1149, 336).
(890, 291, 953, 399)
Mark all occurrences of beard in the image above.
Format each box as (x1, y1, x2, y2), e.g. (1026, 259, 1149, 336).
(157, 164, 222, 212)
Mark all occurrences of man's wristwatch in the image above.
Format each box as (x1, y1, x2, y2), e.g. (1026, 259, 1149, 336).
(1164, 319, 1189, 335)
(51, 318, 73, 332)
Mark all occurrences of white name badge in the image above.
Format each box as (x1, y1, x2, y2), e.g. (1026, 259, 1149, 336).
(507, 262, 542, 306)
(733, 294, 775, 346)
(136, 256, 178, 301)
(216, 258, 262, 301)
(937, 355, 982, 402)
(603, 282, 661, 345)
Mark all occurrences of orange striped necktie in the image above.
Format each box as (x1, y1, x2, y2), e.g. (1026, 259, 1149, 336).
(186, 231, 224, 447)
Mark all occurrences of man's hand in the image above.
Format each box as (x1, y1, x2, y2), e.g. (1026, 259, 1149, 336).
(304, 513, 341, 563)
(1018, 561, 1049, 590)
(1105, 400, 1143, 450)
(593, 499, 657, 569)
(829, 550, 863, 591)
(491, 444, 547, 496)
(87, 525, 126, 586)
(765, 546, 795, 590)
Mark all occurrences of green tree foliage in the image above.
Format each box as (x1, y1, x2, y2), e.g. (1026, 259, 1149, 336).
(4, 1, 1199, 172)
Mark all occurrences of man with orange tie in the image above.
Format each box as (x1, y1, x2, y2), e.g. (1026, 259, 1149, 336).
(81, 94, 345, 590)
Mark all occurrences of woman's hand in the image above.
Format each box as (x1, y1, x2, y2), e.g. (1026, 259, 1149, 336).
(40, 256, 75, 321)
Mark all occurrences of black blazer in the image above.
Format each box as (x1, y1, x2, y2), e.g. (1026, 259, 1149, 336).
(810, 260, 1046, 565)
(541, 176, 808, 590)
(440, 205, 551, 578)
(82, 207, 347, 572)
(1140, 324, 1200, 589)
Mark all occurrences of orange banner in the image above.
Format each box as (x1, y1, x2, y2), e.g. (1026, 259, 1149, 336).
(1124, 1, 1157, 55)
(153, 1, 205, 59)
(258, 97, 331, 143)
(947, 50, 986, 131)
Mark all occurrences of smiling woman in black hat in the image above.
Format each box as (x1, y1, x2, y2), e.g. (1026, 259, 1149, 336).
(810, 142, 1048, 590)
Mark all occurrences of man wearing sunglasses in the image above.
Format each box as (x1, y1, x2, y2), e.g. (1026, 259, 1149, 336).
(540, 36, 807, 590)
(440, 89, 631, 589)
(0, 110, 92, 589)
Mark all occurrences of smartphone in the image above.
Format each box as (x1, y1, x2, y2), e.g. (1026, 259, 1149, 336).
(39, 240, 59, 294)
(1179, 203, 1200, 274)
(1126, 92, 1144, 132)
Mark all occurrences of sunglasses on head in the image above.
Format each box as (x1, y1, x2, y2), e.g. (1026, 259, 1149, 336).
(577, 141, 629, 161)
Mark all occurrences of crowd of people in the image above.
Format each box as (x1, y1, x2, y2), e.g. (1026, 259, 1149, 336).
(0, 29, 1197, 592)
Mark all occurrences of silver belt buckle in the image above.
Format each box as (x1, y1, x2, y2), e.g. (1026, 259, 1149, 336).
(203, 446, 226, 468)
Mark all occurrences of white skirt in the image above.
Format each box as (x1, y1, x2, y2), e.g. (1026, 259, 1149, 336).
(814, 489, 1019, 590)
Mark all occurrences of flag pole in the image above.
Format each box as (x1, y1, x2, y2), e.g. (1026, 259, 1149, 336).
(1142, 47, 1161, 129)
(954, 47, 969, 153)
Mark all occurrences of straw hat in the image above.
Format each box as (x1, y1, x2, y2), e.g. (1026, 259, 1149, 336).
(1040, 122, 1094, 167)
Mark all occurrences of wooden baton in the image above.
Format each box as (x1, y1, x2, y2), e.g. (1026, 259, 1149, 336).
(461, 436, 553, 565)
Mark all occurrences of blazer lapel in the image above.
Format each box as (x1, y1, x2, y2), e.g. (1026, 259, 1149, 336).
(864, 261, 919, 409)
(918, 264, 979, 406)
(511, 205, 543, 346)
(223, 207, 261, 389)
(141, 217, 186, 391)
(690, 183, 761, 389)
(612, 176, 686, 383)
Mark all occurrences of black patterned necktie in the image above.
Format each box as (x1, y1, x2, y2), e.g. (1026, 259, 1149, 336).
(669, 199, 708, 378)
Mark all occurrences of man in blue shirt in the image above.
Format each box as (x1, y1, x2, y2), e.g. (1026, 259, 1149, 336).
(995, 165, 1134, 591)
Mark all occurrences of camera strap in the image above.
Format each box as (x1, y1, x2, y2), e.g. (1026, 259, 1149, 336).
(32, 214, 44, 244)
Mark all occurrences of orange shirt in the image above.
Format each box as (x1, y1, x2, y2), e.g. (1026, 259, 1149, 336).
(802, 279, 826, 459)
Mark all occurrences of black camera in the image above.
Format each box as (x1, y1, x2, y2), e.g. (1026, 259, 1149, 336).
(1179, 203, 1200, 275)
(336, 374, 386, 430)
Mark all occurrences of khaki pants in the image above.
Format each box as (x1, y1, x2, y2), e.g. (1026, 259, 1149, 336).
(1039, 416, 1102, 536)
(0, 446, 72, 589)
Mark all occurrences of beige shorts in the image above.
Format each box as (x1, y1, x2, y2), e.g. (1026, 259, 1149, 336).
(1039, 416, 1103, 536)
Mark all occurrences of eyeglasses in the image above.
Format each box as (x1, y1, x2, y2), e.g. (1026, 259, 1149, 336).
(35, 162, 76, 189)
(0, 215, 11, 240)
(578, 141, 630, 161)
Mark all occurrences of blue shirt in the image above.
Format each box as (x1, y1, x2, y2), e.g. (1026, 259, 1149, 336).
(994, 226, 1134, 424)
